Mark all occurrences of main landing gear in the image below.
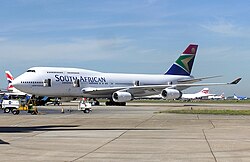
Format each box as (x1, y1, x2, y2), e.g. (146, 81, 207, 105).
(105, 99, 126, 106)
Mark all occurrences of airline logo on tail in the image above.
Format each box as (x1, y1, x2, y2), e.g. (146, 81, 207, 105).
(5, 71, 14, 91)
(165, 44, 198, 76)
(201, 88, 209, 94)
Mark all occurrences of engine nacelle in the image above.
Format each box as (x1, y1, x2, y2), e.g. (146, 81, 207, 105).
(112, 91, 133, 102)
(161, 88, 182, 100)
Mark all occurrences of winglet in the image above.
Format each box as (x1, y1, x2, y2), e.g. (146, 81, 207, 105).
(228, 78, 242, 84)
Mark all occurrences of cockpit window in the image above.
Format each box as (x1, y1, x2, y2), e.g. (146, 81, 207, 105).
(27, 70, 36, 72)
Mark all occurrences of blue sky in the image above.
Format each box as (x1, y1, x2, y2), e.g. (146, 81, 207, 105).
(0, 0, 249, 96)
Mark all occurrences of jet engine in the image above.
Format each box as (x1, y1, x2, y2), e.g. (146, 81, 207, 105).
(112, 91, 133, 102)
(161, 88, 182, 100)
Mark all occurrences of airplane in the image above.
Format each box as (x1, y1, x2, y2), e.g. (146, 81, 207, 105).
(140, 88, 213, 100)
(181, 88, 215, 100)
(208, 92, 225, 100)
(11, 44, 242, 106)
(233, 94, 247, 100)
(0, 71, 30, 104)
(5, 71, 28, 96)
(6, 72, 88, 103)
(5, 71, 56, 105)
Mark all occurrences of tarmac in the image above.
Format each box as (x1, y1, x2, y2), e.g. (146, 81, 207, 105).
(1, 102, 250, 161)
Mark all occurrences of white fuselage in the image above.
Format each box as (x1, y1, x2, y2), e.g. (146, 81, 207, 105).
(182, 92, 212, 99)
(12, 67, 192, 98)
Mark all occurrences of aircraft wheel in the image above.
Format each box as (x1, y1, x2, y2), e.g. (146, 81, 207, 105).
(84, 109, 90, 113)
(106, 101, 126, 106)
(31, 111, 38, 115)
(119, 102, 126, 106)
(105, 101, 111, 106)
(94, 100, 100, 106)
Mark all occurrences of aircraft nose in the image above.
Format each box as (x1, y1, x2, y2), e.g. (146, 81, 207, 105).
(11, 77, 21, 88)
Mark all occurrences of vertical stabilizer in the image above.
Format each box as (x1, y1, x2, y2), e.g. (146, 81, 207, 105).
(5, 71, 22, 93)
(165, 44, 198, 76)
(200, 88, 209, 94)
(5, 71, 14, 91)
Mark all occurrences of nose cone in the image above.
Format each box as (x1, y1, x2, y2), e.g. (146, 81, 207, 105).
(11, 76, 23, 91)
(11, 78, 19, 87)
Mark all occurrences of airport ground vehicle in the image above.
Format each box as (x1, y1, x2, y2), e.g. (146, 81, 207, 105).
(89, 98, 100, 106)
(2, 100, 19, 113)
(78, 99, 92, 113)
(1, 99, 38, 115)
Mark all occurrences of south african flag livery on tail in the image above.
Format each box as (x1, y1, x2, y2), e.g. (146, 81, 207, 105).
(165, 44, 198, 76)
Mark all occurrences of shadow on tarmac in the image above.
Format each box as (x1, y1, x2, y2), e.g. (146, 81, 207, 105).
(0, 125, 172, 133)
(0, 139, 9, 144)
(0, 125, 80, 133)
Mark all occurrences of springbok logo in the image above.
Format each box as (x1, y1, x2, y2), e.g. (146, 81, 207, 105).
(175, 47, 196, 74)
(165, 44, 198, 76)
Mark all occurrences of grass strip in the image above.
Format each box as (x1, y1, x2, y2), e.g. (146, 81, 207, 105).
(131, 99, 250, 104)
(158, 109, 250, 115)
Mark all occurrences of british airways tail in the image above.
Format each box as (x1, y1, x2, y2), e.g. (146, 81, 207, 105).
(200, 88, 209, 94)
(165, 44, 198, 76)
(5, 71, 15, 91)
(5, 71, 29, 95)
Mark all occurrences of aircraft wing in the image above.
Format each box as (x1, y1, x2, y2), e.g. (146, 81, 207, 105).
(82, 87, 127, 96)
(177, 75, 222, 84)
(125, 77, 242, 95)
(82, 77, 242, 97)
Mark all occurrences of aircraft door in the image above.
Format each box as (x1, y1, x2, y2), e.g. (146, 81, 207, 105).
(73, 79, 80, 87)
(43, 79, 52, 87)
(134, 80, 140, 86)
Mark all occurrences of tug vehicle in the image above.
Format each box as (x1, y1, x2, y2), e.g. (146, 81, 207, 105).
(78, 98, 92, 113)
(1, 99, 38, 115)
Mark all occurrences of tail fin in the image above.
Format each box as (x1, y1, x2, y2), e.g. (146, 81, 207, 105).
(5, 71, 15, 91)
(165, 44, 198, 76)
(200, 88, 209, 94)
